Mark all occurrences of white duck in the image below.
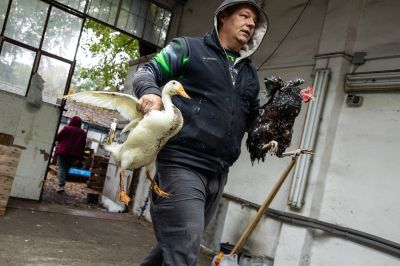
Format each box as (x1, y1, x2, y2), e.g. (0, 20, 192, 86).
(64, 80, 190, 205)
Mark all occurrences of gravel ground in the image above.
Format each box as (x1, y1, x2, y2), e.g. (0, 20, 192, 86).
(42, 170, 103, 210)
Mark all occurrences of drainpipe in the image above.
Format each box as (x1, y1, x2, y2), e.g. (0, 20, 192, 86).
(288, 68, 330, 209)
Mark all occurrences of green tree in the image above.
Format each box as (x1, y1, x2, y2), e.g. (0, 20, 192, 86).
(77, 19, 140, 91)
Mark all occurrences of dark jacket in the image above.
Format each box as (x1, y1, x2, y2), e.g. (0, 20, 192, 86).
(132, 0, 268, 172)
(55, 116, 87, 159)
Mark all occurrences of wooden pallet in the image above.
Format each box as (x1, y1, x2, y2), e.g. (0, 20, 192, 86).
(0, 133, 13, 146)
(0, 144, 22, 216)
(87, 155, 108, 191)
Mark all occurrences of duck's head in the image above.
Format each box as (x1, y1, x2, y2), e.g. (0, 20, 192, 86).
(164, 80, 191, 99)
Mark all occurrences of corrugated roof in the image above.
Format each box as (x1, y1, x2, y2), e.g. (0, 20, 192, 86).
(63, 101, 127, 129)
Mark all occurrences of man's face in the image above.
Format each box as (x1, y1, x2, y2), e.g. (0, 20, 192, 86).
(220, 5, 258, 48)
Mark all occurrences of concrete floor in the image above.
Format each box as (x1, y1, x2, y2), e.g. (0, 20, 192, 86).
(0, 199, 213, 266)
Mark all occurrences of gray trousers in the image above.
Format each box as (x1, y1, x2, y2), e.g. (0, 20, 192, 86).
(140, 162, 227, 266)
(56, 155, 76, 187)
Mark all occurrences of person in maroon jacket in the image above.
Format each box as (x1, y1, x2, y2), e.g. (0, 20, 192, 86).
(55, 116, 87, 193)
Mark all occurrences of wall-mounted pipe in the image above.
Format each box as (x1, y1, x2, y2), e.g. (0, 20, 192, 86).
(288, 68, 331, 209)
(223, 193, 400, 258)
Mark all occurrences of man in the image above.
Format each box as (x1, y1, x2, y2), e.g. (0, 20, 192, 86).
(54, 116, 87, 193)
(132, 0, 268, 265)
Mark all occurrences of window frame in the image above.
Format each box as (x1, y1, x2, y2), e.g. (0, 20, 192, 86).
(0, 0, 172, 105)
(0, 0, 82, 105)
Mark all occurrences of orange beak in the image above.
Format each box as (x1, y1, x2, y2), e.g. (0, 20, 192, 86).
(177, 85, 191, 99)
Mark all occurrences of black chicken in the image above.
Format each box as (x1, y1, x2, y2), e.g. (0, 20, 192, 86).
(246, 76, 314, 163)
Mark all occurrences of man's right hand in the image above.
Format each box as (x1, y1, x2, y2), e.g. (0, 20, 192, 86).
(137, 94, 163, 114)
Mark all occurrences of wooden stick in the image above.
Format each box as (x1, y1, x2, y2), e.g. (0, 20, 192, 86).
(230, 156, 298, 255)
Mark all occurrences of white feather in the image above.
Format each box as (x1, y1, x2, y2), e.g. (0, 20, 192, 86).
(64, 91, 142, 121)
(64, 80, 189, 173)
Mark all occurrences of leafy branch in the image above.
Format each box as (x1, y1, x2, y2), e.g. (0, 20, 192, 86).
(76, 20, 139, 91)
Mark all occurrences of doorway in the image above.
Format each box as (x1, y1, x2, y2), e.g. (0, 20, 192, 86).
(41, 18, 139, 210)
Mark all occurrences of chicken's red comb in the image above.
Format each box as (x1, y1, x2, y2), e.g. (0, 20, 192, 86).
(300, 86, 315, 103)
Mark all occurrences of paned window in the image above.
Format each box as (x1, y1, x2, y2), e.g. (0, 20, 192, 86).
(87, 0, 119, 25)
(0, 0, 9, 31)
(143, 3, 171, 46)
(0, 42, 36, 96)
(38, 55, 71, 105)
(42, 7, 83, 60)
(1, 0, 170, 104)
(117, 0, 148, 37)
(4, 0, 48, 48)
(56, 0, 87, 12)
(31, 0, 173, 47)
(117, 0, 171, 46)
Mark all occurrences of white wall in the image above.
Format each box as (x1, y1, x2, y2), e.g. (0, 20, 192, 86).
(307, 92, 400, 266)
(271, 0, 400, 265)
(0, 91, 59, 200)
(120, 0, 400, 264)
(175, 0, 400, 265)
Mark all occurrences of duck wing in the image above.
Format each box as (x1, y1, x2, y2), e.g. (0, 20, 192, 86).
(64, 91, 142, 121)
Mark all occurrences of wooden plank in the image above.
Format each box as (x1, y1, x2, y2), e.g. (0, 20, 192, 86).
(0, 185, 13, 193)
(0, 133, 14, 146)
(0, 176, 14, 203)
(0, 156, 19, 168)
(0, 145, 21, 157)
(0, 174, 14, 182)
(0, 195, 11, 206)
(0, 197, 10, 205)
(91, 170, 106, 176)
(0, 144, 20, 216)
(48, 165, 58, 172)
(0, 181, 11, 188)
(88, 180, 105, 186)
(0, 178, 12, 186)
(0, 189, 12, 199)
(0, 188, 9, 196)
(0, 185, 14, 192)
(0, 165, 18, 177)
(0, 197, 8, 204)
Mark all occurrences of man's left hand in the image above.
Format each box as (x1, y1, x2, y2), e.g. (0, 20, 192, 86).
(137, 94, 163, 114)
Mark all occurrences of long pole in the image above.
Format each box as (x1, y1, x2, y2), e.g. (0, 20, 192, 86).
(230, 156, 298, 255)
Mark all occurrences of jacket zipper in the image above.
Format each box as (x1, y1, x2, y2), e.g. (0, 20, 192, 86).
(224, 58, 236, 136)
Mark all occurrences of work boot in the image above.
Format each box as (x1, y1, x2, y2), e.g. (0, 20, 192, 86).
(56, 186, 65, 193)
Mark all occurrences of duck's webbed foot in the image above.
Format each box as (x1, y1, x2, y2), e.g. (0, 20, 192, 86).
(146, 171, 171, 198)
(117, 170, 132, 206)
